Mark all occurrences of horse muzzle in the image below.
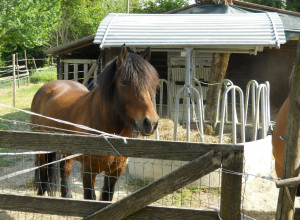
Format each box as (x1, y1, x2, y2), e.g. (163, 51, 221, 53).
(136, 117, 159, 136)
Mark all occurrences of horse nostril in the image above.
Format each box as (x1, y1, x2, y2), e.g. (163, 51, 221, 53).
(143, 118, 152, 130)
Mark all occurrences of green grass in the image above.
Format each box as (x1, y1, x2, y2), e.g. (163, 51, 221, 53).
(30, 68, 57, 84)
(0, 68, 57, 129)
(0, 69, 57, 166)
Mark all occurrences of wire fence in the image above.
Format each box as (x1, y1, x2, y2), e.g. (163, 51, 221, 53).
(0, 102, 283, 220)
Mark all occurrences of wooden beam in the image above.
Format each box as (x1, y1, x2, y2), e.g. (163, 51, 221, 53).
(0, 193, 219, 219)
(276, 37, 300, 220)
(84, 150, 221, 220)
(276, 176, 300, 188)
(220, 151, 243, 220)
(61, 59, 96, 64)
(0, 130, 243, 161)
(82, 63, 97, 87)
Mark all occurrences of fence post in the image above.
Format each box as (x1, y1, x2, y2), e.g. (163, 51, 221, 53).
(24, 50, 30, 85)
(12, 54, 16, 107)
(275, 37, 300, 220)
(220, 151, 243, 220)
(32, 57, 38, 71)
(16, 53, 20, 88)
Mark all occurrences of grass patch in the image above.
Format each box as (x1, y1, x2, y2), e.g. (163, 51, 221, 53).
(0, 84, 43, 118)
(0, 149, 23, 167)
(30, 68, 57, 84)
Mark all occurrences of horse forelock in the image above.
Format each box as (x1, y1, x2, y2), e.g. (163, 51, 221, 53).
(117, 53, 159, 94)
(98, 53, 159, 103)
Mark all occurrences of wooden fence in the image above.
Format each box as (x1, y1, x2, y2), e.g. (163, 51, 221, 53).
(0, 130, 244, 220)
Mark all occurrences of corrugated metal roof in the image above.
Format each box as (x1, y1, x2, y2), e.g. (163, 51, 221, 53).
(94, 13, 286, 51)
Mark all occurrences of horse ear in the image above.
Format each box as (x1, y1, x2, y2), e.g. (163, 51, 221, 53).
(140, 47, 151, 61)
(116, 44, 128, 68)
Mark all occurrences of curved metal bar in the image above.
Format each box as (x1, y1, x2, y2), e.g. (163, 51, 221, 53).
(158, 79, 169, 118)
(245, 80, 258, 127)
(214, 79, 233, 129)
(173, 86, 186, 141)
(219, 85, 245, 144)
(253, 84, 268, 140)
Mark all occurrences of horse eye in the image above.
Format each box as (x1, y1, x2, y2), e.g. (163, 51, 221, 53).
(120, 80, 128, 86)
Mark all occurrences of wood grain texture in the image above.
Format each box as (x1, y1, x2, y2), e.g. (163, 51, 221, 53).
(0, 193, 219, 219)
(276, 38, 300, 220)
(220, 151, 243, 220)
(276, 176, 300, 188)
(0, 130, 243, 161)
(85, 150, 221, 220)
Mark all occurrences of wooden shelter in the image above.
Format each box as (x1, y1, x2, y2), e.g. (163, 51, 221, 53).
(45, 0, 300, 114)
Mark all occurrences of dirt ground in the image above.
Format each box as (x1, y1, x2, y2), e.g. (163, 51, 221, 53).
(1, 148, 299, 220)
(0, 116, 299, 220)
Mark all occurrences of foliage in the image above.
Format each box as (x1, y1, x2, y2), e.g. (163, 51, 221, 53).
(138, 0, 189, 13)
(47, 0, 143, 47)
(243, 0, 300, 12)
(243, 0, 286, 9)
(286, 0, 300, 12)
(0, 0, 61, 60)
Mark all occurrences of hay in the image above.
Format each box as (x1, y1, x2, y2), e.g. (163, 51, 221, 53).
(149, 118, 233, 144)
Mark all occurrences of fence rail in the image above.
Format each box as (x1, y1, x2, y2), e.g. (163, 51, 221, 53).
(0, 130, 243, 219)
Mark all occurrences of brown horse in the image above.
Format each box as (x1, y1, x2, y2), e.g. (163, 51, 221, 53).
(272, 95, 300, 196)
(31, 45, 159, 201)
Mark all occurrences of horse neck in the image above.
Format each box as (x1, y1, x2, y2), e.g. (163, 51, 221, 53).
(90, 87, 131, 137)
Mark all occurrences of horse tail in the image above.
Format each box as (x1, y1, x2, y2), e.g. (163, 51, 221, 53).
(34, 152, 61, 196)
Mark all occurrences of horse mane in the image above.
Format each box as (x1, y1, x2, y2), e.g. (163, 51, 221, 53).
(97, 53, 159, 103)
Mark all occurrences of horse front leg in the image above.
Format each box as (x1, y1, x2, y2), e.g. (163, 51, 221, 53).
(82, 170, 97, 200)
(100, 157, 127, 201)
(60, 158, 74, 198)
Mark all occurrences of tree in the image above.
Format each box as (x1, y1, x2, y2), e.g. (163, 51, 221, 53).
(243, 0, 286, 9)
(47, 0, 143, 48)
(0, 0, 61, 61)
(286, 0, 300, 12)
(138, 0, 189, 13)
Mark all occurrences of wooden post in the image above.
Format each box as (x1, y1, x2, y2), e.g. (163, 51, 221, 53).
(276, 37, 300, 220)
(85, 150, 222, 220)
(220, 151, 243, 220)
(64, 63, 69, 80)
(16, 53, 20, 88)
(74, 64, 78, 82)
(57, 58, 63, 80)
(32, 57, 38, 71)
(24, 50, 30, 85)
(12, 54, 16, 107)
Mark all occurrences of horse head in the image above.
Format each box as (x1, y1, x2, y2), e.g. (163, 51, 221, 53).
(98, 44, 159, 136)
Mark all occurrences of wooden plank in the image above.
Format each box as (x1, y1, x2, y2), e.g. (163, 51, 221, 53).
(0, 73, 29, 81)
(296, 207, 300, 220)
(12, 54, 16, 107)
(0, 194, 219, 219)
(93, 63, 98, 86)
(57, 58, 63, 80)
(74, 64, 78, 82)
(276, 37, 300, 220)
(61, 59, 96, 64)
(82, 63, 97, 87)
(64, 63, 68, 80)
(220, 151, 243, 220)
(276, 176, 300, 188)
(84, 63, 88, 80)
(0, 130, 243, 161)
(85, 150, 221, 220)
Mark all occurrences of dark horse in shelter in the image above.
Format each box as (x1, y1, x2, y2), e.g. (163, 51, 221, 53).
(31, 44, 159, 200)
